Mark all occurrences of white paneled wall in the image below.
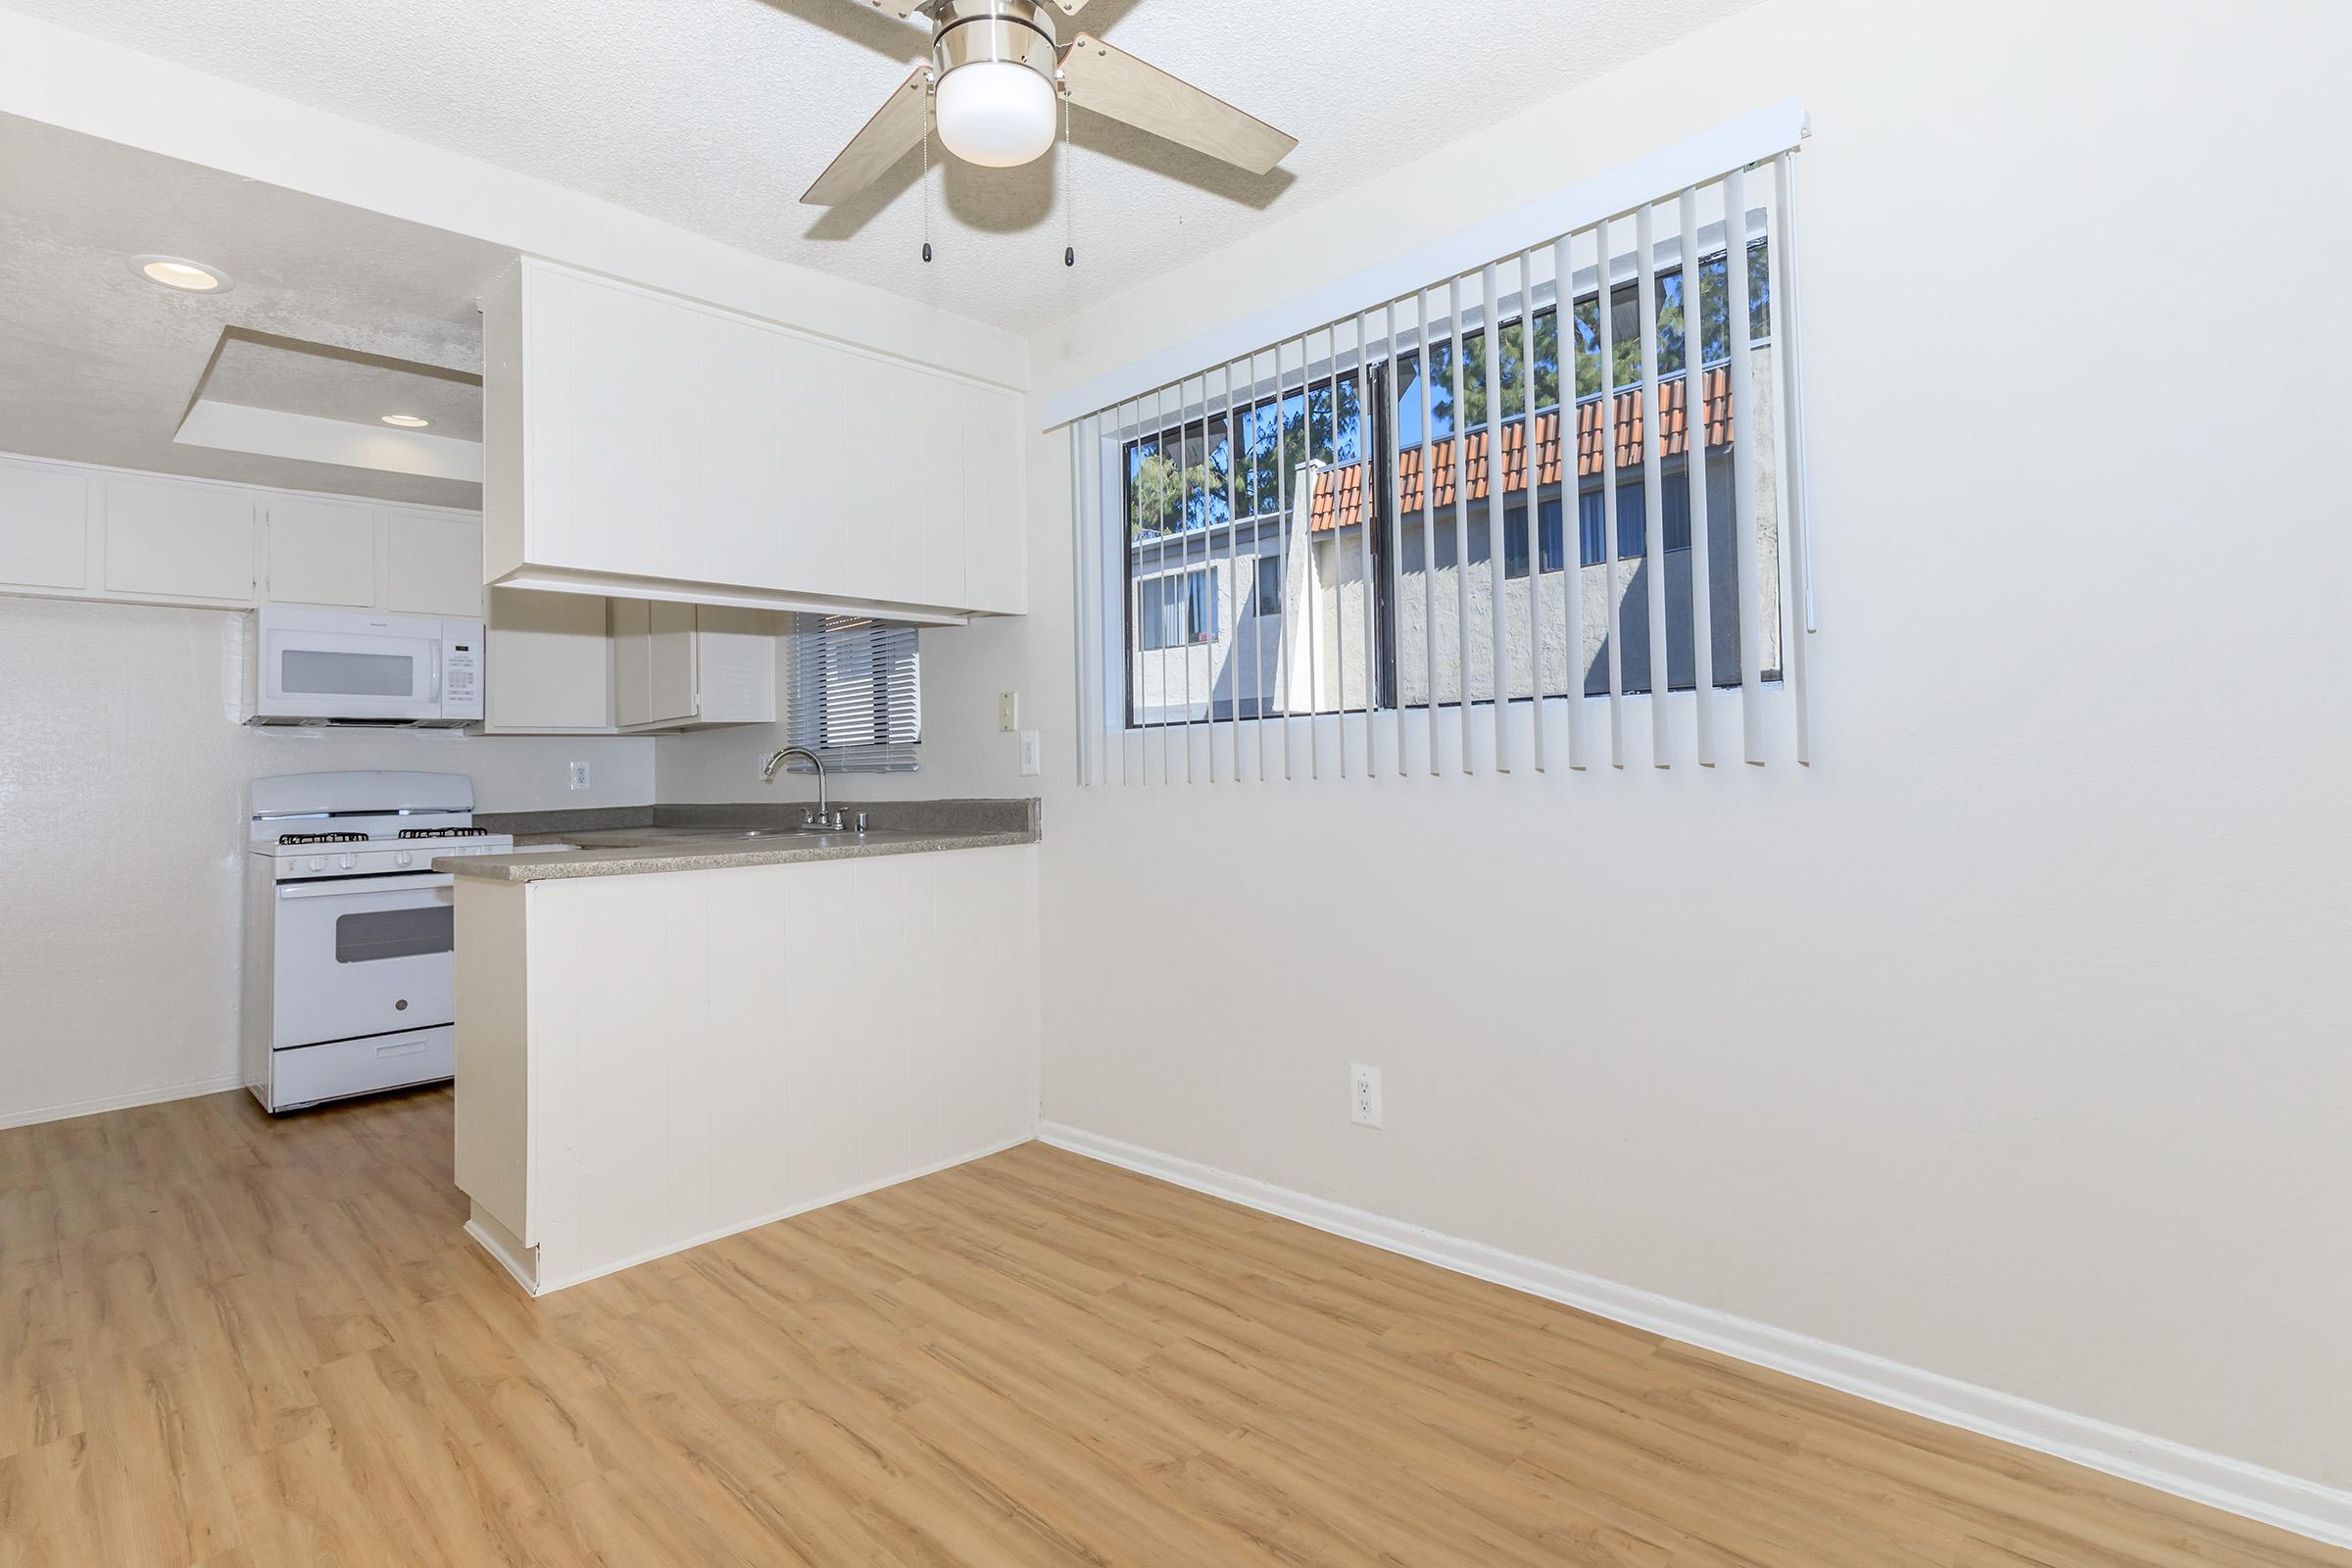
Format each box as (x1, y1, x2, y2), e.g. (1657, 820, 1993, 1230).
(456, 845, 1039, 1291)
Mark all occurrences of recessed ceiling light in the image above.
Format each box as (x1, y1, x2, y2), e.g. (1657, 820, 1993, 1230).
(379, 414, 431, 429)
(131, 255, 231, 293)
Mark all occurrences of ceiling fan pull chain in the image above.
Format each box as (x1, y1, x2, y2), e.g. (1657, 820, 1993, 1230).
(921, 77, 935, 264)
(1062, 81, 1076, 268)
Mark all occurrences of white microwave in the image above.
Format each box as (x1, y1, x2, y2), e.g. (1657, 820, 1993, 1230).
(245, 608, 483, 727)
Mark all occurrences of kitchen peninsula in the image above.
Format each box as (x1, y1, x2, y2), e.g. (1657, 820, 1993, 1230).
(445, 800, 1040, 1293)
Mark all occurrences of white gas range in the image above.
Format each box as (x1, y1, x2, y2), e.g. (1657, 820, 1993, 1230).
(243, 770, 512, 1113)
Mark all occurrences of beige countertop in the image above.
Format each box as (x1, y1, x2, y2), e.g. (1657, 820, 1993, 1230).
(440, 823, 1037, 883)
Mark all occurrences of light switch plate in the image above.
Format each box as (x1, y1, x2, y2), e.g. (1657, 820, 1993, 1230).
(1018, 729, 1041, 776)
(998, 691, 1020, 732)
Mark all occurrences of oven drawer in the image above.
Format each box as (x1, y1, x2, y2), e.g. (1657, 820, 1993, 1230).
(270, 1025, 453, 1111)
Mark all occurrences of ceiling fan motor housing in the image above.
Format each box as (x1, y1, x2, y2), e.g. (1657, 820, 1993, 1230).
(930, 0, 1060, 90)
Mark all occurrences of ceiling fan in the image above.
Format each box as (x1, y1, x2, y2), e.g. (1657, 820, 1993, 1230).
(802, 0, 1298, 205)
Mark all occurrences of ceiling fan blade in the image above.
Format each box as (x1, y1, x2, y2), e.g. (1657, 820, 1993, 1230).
(802, 65, 933, 205)
(1057, 33, 1296, 175)
(830, 0, 928, 18)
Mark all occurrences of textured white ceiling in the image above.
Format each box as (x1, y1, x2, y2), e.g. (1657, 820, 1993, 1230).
(199, 333, 483, 442)
(3, 0, 1765, 336)
(0, 114, 502, 505)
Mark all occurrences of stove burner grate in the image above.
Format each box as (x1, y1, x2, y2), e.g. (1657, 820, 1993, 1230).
(279, 831, 370, 846)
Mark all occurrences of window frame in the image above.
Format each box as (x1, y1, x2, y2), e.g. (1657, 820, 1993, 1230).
(1113, 240, 1775, 729)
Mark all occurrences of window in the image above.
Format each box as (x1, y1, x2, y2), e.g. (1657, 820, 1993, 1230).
(1138, 569, 1215, 650)
(780, 614, 920, 772)
(1067, 126, 1812, 779)
(1255, 555, 1283, 614)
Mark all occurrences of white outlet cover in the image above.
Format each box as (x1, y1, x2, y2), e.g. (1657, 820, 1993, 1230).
(1350, 1063, 1382, 1127)
(567, 760, 592, 791)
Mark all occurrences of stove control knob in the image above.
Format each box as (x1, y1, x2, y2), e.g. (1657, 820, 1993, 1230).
(307, 856, 325, 872)
(338, 853, 357, 870)
(397, 850, 414, 868)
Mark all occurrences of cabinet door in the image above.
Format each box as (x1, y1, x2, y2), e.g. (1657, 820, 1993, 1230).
(264, 496, 376, 608)
(611, 598, 699, 730)
(102, 476, 254, 602)
(536, 270, 692, 582)
(961, 384, 1026, 614)
(909, 373, 966, 612)
(486, 588, 612, 731)
(696, 312, 781, 590)
(609, 596, 653, 728)
(385, 509, 484, 617)
(772, 333, 851, 597)
(0, 459, 90, 591)
(692, 607, 776, 725)
(839, 356, 904, 603)
(646, 601, 699, 725)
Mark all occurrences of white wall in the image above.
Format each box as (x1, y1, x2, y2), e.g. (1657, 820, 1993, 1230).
(0, 594, 653, 1127)
(979, 0, 2352, 1499)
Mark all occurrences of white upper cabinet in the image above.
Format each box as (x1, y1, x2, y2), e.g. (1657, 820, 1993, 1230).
(384, 508, 486, 617)
(483, 587, 614, 734)
(0, 460, 90, 591)
(265, 496, 376, 608)
(0, 451, 483, 621)
(610, 597, 776, 731)
(102, 475, 255, 603)
(485, 258, 1026, 621)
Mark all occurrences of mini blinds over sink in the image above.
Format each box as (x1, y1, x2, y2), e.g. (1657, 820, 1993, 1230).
(1063, 109, 1813, 785)
(781, 614, 922, 773)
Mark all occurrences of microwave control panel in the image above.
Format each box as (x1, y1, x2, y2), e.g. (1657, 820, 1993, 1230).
(442, 625, 482, 714)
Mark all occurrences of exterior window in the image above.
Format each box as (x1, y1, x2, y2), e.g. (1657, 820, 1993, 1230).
(779, 614, 921, 773)
(1138, 570, 1215, 650)
(1112, 235, 1782, 726)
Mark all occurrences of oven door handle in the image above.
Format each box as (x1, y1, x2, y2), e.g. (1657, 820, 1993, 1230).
(278, 874, 455, 900)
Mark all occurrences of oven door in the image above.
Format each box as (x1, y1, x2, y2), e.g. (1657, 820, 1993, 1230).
(257, 625, 439, 720)
(270, 873, 457, 1048)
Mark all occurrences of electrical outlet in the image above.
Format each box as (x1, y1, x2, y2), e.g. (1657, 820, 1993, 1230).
(1349, 1063, 1382, 1128)
(998, 691, 1021, 732)
(1018, 729, 1041, 777)
(567, 760, 591, 791)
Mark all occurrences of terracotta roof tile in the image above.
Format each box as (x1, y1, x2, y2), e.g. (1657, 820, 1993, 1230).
(1312, 368, 1735, 531)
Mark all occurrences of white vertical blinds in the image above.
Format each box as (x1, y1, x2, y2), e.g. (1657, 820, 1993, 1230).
(782, 613, 921, 773)
(1063, 117, 1812, 789)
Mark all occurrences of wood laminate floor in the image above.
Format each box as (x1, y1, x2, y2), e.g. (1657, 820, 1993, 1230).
(0, 1086, 2339, 1567)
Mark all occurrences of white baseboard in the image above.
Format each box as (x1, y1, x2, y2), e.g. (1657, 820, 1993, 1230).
(517, 1132, 1038, 1296)
(465, 1207, 541, 1296)
(0, 1072, 247, 1132)
(1038, 1121, 2352, 1555)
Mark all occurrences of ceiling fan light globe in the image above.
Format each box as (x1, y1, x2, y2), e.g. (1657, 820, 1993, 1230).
(933, 61, 1057, 168)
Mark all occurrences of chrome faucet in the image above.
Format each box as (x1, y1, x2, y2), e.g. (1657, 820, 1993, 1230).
(761, 746, 847, 831)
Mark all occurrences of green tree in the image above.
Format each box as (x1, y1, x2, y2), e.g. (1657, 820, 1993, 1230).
(1128, 451, 1188, 538)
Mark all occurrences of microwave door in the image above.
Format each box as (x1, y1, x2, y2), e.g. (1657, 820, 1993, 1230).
(263, 628, 435, 717)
